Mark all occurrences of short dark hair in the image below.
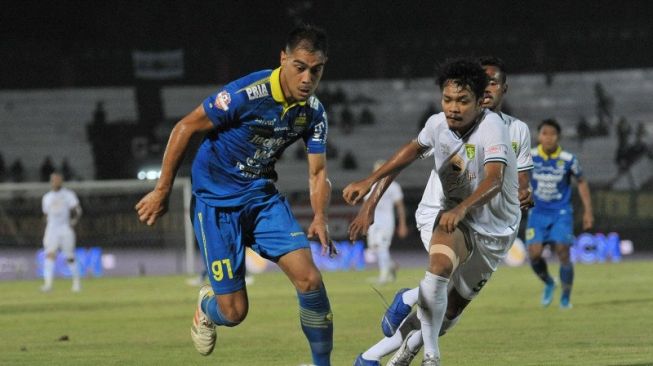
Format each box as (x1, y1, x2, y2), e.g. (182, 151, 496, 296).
(478, 56, 507, 83)
(285, 24, 328, 56)
(538, 118, 561, 134)
(436, 58, 488, 100)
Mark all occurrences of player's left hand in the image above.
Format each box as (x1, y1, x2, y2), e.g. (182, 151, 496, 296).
(582, 212, 594, 231)
(348, 206, 374, 241)
(438, 206, 467, 234)
(519, 187, 534, 211)
(308, 217, 338, 257)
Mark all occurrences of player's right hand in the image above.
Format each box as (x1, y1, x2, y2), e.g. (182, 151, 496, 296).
(348, 206, 374, 241)
(342, 179, 372, 205)
(135, 189, 169, 226)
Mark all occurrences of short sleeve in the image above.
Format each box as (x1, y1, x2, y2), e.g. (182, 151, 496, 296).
(570, 155, 583, 178)
(481, 117, 511, 165)
(202, 83, 244, 128)
(417, 115, 439, 149)
(516, 121, 534, 171)
(304, 98, 328, 154)
(67, 191, 80, 208)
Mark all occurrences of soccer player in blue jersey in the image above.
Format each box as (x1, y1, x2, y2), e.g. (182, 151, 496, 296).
(527, 118, 594, 309)
(135, 24, 336, 365)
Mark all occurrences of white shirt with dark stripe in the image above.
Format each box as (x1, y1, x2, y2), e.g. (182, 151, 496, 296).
(416, 110, 520, 237)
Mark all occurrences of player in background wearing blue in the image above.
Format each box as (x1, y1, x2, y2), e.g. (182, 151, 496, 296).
(527, 118, 594, 309)
(135, 25, 336, 365)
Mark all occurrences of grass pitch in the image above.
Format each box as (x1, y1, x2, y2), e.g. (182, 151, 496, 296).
(1, 260, 652, 366)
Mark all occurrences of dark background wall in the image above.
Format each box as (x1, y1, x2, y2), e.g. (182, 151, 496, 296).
(2, 0, 652, 88)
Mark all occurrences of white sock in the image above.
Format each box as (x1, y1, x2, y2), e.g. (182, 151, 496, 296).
(418, 271, 449, 359)
(362, 330, 403, 360)
(67, 258, 80, 289)
(402, 287, 419, 306)
(407, 329, 423, 350)
(377, 247, 391, 280)
(44, 257, 55, 288)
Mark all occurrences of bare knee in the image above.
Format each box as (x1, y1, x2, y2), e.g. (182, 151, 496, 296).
(428, 253, 454, 278)
(528, 244, 543, 261)
(293, 269, 323, 292)
(556, 245, 571, 264)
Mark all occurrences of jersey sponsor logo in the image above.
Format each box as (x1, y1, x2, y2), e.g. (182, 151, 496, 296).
(308, 96, 320, 110)
(245, 84, 269, 100)
(294, 112, 307, 127)
(214, 91, 231, 111)
(486, 145, 506, 155)
(465, 144, 476, 159)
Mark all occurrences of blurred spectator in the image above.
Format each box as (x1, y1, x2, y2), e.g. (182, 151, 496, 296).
(594, 82, 613, 134)
(93, 101, 106, 125)
(576, 115, 591, 148)
(340, 104, 354, 134)
(326, 140, 339, 160)
(9, 159, 25, 182)
(615, 116, 631, 166)
(61, 157, 75, 181)
(341, 150, 358, 170)
(0, 151, 6, 182)
(40, 156, 56, 182)
(332, 87, 347, 105)
(358, 107, 375, 125)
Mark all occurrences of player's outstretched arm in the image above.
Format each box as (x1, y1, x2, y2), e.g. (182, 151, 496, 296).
(306, 153, 337, 257)
(342, 140, 424, 205)
(135, 105, 213, 226)
(577, 177, 594, 230)
(440, 161, 505, 233)
(348, 172, 398, 241)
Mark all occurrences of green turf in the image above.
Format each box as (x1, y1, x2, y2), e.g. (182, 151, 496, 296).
(1, 261, 652, 365)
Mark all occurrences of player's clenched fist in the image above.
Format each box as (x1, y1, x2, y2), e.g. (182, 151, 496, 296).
(135, 189, 170, 226)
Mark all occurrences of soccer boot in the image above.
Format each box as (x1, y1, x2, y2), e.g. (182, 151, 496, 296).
(560, 294, 573, 309)
(191, 284, 217, 355)
(421, 354, 441, 366)
(386, 330, 420, 366)
(541, 281, 555, 307)
(381, 288, 412, 337)
(354, 353, 381, 366)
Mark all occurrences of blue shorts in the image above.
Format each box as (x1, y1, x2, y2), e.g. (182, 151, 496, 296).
(525, 208, 574, 245)
(192, 193, 309, 295)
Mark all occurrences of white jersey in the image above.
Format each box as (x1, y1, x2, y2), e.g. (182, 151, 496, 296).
(415, 111, 531, 231)
(366, 181, 403, 230)
(416, 110, 520, 237)
(42, 188, 80, 228)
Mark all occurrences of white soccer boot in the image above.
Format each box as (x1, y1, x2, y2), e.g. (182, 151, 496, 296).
(190, 284, 217, 355)
(386, 330, 419, 366)
(421, 353, 441, 366)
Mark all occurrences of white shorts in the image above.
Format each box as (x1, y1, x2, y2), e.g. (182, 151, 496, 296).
(367, 225, 394, 250)
(43, 225, 76, 258)
(419, 224, 515, 300)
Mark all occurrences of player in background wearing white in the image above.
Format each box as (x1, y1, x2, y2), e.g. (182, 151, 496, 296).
(41, 172, 82, 292)
(364, 159, 409, 284)
(345, 58, 521, 366)
(349, 56, 533, 366)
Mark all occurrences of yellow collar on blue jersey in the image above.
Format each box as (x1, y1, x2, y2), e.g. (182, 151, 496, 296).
(270, 67, 307, 111)
(537, 144, 562, 160)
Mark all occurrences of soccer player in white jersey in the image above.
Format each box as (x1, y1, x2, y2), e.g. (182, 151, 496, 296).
(344, 58, 520, 366)
(364, 160, 409, 284)
(349, 57, 533, 366)
(41, 172, 82, 292)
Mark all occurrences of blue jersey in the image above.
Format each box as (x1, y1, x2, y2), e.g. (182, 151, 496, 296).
(192, 68, 328, 207)
(530, 145, 582, 211)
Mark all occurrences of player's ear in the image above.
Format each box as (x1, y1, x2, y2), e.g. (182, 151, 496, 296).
(503, 82, 508, 95)
(280, 49, 288, 66)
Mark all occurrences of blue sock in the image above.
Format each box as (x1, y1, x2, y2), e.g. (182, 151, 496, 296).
(560, 263, 574, 299)
(530, 258, 554, 285)
(297, 285, 333, 366)
(201, 296, 238, 327)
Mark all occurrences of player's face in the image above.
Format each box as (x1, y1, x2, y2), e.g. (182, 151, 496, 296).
(538, 125, 559, 152)
(441, 81, 483, 133)
(482, 65, 507, 111)
(50, 174, 63, 191)
(280, 47, 327, 103)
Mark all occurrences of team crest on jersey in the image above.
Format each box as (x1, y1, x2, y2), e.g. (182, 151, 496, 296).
(557, 160, 565, 167)
(214, 91, 231, 111)
(512, 141, 518, 154)
(294, 112, 307, 127)
(245, 84, 269, 100)
(465, 144, 476, 159)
